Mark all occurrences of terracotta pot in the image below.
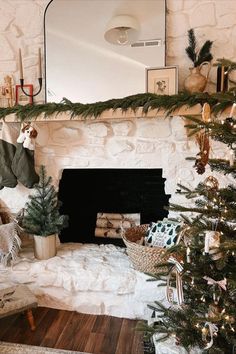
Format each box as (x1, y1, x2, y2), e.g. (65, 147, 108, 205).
(33, 234, 57, 260)
(184, 61, 211, 94)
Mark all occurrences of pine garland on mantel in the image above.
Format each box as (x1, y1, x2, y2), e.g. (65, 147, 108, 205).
(0, 91, 235, 122)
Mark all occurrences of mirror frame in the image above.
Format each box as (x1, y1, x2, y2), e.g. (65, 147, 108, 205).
(43, 0, 167, 103)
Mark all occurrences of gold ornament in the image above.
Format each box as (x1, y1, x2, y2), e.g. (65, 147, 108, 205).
(194, 131, 210, 174)
(203, 176, 219, 191)
(208, 303, 221, 319)
(202, 102, 211, 122)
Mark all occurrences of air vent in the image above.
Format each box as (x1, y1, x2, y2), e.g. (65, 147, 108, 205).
(131, 42, 144, 47)
(131, 39, 162, 48)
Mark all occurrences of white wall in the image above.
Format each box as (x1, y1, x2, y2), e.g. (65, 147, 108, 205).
(0, 0, 235, 101)
(166, 0, 236, 92)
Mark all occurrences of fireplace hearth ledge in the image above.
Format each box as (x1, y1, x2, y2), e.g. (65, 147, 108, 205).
(4, 105, 203, 122)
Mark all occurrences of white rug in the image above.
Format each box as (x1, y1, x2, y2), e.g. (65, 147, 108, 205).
(0, 341, 91, 354)
(0, 242, 165, 320)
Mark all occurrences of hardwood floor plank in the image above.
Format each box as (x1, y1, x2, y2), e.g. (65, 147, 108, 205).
(0, 307, 143, 354)
(99, 316, 123, 354)
(115, 319, 137, 354)
(131, 330, 144, 354)
(92, 315, 109, 334)
(40, 309, 74, 348)
(0, 314, 19, 339)
(84, 332, 105, 354)
(70, 313, 97, 352)
(54, 311, 86, 350)
(26, 308, 59, 346)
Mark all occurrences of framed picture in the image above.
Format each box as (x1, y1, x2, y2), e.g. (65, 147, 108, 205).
(146, 66, 178, 95)
(15, 84, 33, 105)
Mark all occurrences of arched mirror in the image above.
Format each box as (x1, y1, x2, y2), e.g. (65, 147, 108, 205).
(44, 0, 166, 103)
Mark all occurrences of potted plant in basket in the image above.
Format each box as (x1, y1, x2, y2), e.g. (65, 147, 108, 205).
(22, 165, 68, 260)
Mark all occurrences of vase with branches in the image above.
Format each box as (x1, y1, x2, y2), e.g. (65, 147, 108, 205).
(184, 28, 213, 94)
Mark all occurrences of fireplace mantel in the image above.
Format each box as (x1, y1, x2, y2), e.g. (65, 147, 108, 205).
(4, 104, 203, 122)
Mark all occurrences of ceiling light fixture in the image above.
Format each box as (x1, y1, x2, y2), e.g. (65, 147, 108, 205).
(104, 15, 140, 46)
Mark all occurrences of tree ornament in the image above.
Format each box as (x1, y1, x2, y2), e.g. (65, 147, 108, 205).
(202, 102, 212, 122)
(208, 303, 221, 319)
(228, 148, 235, 166)
(203, 176, 219, 191)
(194, 131, 210, 174)
(203, 322, 218, 349)
(186, 246, 191, 263)
(229, 102, 236, 118)
(203, 276, 227, 291)
(203, 230, 221, 259)
(166, 256, 184, 305)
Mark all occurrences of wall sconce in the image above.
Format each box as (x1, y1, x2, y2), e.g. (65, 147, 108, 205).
(104, 15, 140, 45)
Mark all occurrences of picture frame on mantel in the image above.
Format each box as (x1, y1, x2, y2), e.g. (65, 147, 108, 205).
(146, 66, 178, 95)
(15, 84, 33, 105)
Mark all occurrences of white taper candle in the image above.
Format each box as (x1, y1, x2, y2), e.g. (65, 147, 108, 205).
(19, 48, 23, 80)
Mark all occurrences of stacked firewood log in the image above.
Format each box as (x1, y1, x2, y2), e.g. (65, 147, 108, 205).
(95, 213, 140, 238)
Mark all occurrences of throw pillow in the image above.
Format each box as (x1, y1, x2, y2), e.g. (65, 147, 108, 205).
(145, 220, 181, 248)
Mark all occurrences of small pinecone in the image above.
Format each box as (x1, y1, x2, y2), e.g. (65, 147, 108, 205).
(194, 161, 205, 174)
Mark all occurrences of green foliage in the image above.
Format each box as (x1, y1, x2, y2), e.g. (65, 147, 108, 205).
(22, 165, 68, 236)
(185, 28, 213, 67)
(141, 109, 236, 352)
(0, 91, 236, 122)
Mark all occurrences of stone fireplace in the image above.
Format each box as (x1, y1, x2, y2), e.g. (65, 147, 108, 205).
(1, 112, 211, 215)
(0, 111, 230, 320)
(58, 168, 170, 245)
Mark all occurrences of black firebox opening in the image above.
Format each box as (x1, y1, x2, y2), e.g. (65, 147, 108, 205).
(58, 169, 170, 246)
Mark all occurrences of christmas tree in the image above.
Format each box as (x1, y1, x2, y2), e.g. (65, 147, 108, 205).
(23, 165, 68, 236)
(141, 103, 236, 353)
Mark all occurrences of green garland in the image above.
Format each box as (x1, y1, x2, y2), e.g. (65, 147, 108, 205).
(0, 91, 235, 122)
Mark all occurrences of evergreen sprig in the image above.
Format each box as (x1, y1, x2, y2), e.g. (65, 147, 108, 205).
(185, 28, 213, 67)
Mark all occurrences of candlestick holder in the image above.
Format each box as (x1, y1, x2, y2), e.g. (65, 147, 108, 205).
(20, 78, 42, 101)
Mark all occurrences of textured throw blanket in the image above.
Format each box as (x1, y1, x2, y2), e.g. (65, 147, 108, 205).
(0, 222, 21, 266)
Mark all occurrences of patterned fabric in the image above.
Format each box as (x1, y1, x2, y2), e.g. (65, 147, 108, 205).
(0, 285, 37, 318)
(145, 220, 181, 248)
(0, 221, 21, 266)
(0, 342, 88, 354)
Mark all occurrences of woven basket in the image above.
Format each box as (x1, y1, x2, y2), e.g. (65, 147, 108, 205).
(122, 224, 168, 274)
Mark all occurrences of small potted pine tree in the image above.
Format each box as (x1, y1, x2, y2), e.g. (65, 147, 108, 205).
(22, 165, 68, 260)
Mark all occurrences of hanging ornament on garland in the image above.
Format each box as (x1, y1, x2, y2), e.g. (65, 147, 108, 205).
(194, 131, 210, 174)
(194, 103, 211, 174)
(203, 176, 219, 191)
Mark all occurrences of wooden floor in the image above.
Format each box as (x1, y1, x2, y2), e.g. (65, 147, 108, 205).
(0, 307, 144, 354)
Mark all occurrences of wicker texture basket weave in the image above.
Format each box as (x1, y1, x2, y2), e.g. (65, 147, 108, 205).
(122, 224, 168, 274)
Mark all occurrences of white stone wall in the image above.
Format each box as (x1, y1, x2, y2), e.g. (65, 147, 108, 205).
(0, 0, 235, 102)
(0, 0, 235, 213)
(1, 116, 233, 215)
(0, 0, 48, 104)
(166, 0, 236, 92)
